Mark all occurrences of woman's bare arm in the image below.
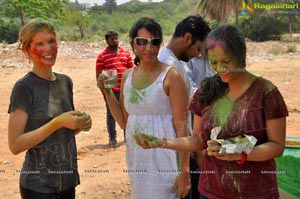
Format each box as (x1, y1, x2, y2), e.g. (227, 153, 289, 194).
(8, 109, 89, 155)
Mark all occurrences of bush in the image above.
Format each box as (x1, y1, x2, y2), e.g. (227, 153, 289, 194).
(0, 18, 20, 44)
(286, 44, 297, 53)
(240, 13, 284, 42)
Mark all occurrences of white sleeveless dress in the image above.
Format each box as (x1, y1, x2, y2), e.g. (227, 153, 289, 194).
(123, 66, 180, 199)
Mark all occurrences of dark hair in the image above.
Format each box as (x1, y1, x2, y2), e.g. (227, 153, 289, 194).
(205, 25, 246, 68)
(199, 74, 228, 105)
(129, 17, 163, 65)
(105, 31, 118, 40)
(199, 25, 246, 105)
(173, 14, 211, 44)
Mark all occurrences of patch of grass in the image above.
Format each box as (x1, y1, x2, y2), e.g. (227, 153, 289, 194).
(1, 41, 8, 48)
(268, 46, 282, 55)
(282, 34, 300, 42)
(286, 44, 297, 53)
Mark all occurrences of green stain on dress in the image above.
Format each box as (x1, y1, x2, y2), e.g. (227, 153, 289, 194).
(129, 89, 146, 104)
(233, 179, 241, 193)
(213, 96, 234, 127)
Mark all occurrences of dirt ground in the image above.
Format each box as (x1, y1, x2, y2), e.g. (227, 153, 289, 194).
(0, 41, 299, 199)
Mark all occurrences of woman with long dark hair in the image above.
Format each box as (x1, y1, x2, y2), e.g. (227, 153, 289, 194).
(135, 25, 288, 199)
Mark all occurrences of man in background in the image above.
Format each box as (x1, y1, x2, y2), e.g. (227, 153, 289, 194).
(158, 15, 212, 199)
(158, 14, 211, 100)
(184, 55, 215, 96)
(96, 31, 134, 147)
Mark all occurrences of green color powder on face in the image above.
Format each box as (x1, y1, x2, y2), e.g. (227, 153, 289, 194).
(213, 96, 234, 127)
(216, 65, 227, 73)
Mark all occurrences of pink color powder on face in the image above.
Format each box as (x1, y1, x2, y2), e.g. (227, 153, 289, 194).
(206, 40, 224, 50)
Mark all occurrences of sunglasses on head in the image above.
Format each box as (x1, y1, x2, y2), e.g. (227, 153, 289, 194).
(134, 37, 162, 46)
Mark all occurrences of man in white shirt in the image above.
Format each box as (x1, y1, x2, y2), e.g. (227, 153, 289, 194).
(158, 15, 211, 199)
(158, 15, 211, 99)
(183, 55, 215, 95)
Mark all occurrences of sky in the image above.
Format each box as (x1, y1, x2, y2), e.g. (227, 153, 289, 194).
(72, 0, 163, 6)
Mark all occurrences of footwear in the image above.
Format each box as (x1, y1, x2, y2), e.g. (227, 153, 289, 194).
(109, 139, 117, 148)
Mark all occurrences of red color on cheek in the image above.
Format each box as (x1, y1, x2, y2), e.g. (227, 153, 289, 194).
(31, 47, 43, 57)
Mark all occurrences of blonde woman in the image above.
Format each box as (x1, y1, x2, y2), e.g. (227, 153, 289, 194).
(8, 18, 92, 199)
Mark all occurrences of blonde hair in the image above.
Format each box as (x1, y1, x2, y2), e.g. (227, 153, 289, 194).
(18, 18, 56, 60)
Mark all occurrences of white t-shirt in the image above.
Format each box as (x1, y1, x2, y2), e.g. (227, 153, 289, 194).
(158, 47, 194, 132)
(158, 47, 193, 98)
(183, 56, 215, 95)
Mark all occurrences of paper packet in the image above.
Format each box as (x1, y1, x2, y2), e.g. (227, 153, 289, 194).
(210, 126, 257, 155)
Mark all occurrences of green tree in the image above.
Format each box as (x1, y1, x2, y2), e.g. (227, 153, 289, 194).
(103, 0, 117, 15)
(197, 0, 249, 25)
(0, 18, 20, 43)
(88, 5, 105, 15)
(240, 12, 284, 41)
(64, 2, 87, 39)
(1, 0, 68, 26)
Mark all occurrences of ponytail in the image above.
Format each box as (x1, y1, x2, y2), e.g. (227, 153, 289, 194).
(198, 74, 228, 105)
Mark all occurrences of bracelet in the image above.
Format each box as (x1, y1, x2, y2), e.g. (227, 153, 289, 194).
(236, 152, 247, 165)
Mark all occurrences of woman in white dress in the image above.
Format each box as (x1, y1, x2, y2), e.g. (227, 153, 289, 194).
(97, 17, 190, 199)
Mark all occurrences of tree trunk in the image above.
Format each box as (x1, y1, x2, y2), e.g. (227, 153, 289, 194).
(79, 25, 84, 39)
(20, 11, 25, 26)
(289, 13, 292, 37)
(235, 11, 239, 26)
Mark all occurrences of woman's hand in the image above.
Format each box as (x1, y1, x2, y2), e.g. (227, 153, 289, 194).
(73, 112, 92, 134)
(97, 73, 112, 94)
(96, 73, 105, 90)
(206, 140, 221, 156)
(133, 133, 167, 149)
(171, 171, 191, 198)
(54, 111, 92, 132)
(207, 140, 242, 161)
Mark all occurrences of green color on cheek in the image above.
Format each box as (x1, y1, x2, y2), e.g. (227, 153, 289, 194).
(216, 65, 227, 72)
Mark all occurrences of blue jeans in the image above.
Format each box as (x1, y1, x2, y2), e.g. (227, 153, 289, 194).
(105, 91, 120, 140)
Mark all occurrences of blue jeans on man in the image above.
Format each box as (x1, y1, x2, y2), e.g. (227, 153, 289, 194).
(104, 91, 125, 147)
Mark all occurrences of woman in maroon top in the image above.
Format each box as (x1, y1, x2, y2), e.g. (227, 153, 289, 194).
(135, 25, 288, 199)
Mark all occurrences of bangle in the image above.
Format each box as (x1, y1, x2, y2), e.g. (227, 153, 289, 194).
(236, 152, 247, 165)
